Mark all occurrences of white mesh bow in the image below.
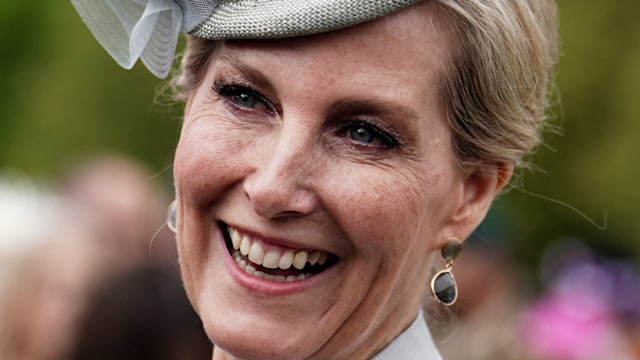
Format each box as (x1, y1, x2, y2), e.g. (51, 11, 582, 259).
(72, 0, 184, 78)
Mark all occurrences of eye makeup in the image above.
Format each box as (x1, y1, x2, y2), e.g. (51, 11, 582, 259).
(337, 119, 399, 149)
(212, 78, 277, 116)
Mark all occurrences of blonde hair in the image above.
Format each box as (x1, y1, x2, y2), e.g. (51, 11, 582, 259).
(171, 0, 558, 171)
(435, 0, 558, 171)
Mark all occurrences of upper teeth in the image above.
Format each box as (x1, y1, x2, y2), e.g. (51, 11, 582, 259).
(229, 227, 328, 270)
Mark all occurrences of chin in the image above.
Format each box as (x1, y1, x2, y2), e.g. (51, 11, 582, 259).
(200, 306, 331, 360)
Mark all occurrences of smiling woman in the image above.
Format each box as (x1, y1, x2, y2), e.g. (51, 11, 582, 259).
(72, 1, 558, 359)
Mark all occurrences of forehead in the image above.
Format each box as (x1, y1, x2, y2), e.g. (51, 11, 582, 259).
(212, 3, 453, 97)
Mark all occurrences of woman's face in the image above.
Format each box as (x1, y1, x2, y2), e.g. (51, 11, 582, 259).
(174, 4, 492, 360)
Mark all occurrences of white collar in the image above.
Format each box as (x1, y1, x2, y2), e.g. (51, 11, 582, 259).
(371, 311, 443, 360)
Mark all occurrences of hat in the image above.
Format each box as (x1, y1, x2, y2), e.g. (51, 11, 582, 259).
(71, 0, 422, 79)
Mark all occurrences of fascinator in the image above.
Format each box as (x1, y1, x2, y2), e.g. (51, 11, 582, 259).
(71, 0, 422, 78)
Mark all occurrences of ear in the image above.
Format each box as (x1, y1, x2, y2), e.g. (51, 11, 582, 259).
(437, 162, 513, 249)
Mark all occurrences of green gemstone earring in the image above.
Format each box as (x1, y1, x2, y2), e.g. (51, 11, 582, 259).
(430, 238, 462, 306)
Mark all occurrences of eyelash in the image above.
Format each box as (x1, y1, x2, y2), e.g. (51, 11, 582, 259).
(212, 78, 399, 150)
(337, 120, 399, 149)
(212, 79, 276, 115)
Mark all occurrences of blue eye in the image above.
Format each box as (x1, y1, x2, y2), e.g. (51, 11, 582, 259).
(230, 91, 258, 108)
(341, 121, 398, 149)
(350, 126, 375, 143)
(213, 82, 274, 114)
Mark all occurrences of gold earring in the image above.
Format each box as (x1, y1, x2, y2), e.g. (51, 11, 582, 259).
(430, 238, 462, 306)
(167, 200, 177, 233)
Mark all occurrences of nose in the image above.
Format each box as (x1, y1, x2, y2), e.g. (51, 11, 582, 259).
(243, 125, 320, 220)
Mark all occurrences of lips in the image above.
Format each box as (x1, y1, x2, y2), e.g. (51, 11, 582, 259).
(223, 224, 337, 282)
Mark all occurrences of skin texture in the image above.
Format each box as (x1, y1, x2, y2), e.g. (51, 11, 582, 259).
(173, 3, 510, 360)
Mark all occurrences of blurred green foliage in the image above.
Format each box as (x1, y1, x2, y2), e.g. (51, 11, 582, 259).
(0, 2, 180, 184)
(1, 2, 638, 265)
(489, 0, 640, 263)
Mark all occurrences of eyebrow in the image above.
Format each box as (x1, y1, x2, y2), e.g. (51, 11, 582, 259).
(329, 98, 421, 124)
(217, 50, 275, 96)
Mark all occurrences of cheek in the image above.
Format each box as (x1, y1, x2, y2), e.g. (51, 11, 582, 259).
(328, 161, 443, 257)
(173, 113, 254, 207)
(348, 156, 459, 275)
(173, 115, 247, 308)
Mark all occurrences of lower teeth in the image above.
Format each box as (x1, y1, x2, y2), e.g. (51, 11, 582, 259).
(232, 250, 312, 282)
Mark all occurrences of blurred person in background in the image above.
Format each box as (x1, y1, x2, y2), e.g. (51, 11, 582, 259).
(69, 262, 212, 360)
(438, 238, 640, 360)
(519, 239, 639, 360)
(60, 155, 211, 358)
(0, 174, 67, 296)
(61, 155, 175, 267)
(0, 154, 210, 359)
(0, 220, 107, 360)
(0, 173, 99, 360)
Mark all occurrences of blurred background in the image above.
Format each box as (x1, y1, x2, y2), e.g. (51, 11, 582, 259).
(0, 1, 638, 359)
